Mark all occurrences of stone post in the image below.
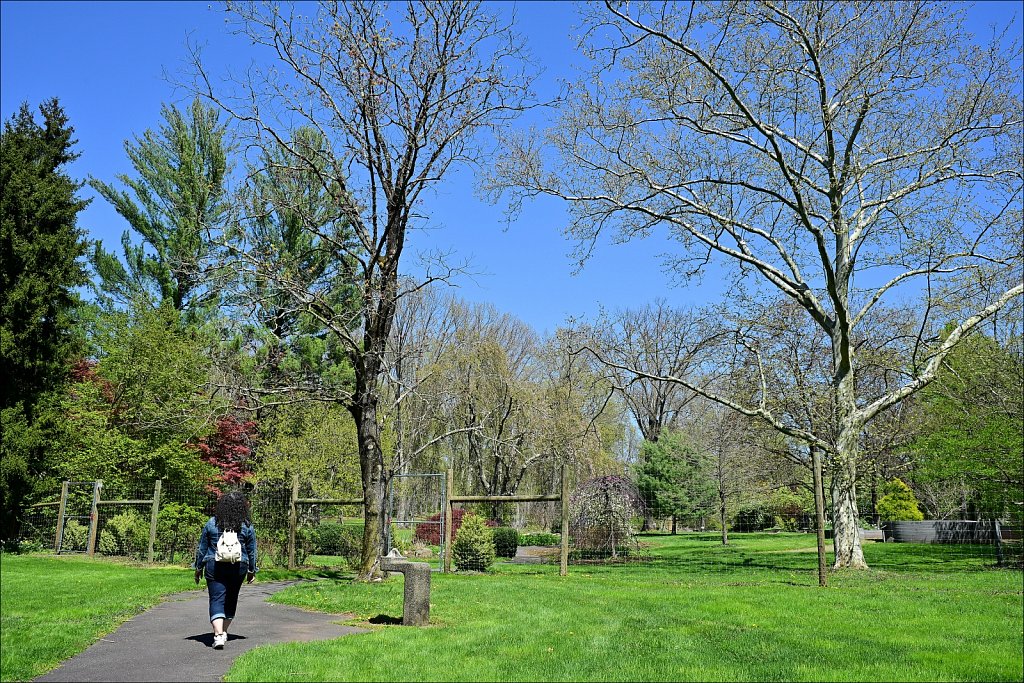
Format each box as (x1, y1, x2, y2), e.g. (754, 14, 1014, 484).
(380, 549, 431, 626)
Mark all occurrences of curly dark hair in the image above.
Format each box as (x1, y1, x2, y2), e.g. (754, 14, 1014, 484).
(214, 491, 251, 532)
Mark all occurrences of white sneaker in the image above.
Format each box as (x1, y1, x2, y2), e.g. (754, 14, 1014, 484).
(213, 633, 227, 649)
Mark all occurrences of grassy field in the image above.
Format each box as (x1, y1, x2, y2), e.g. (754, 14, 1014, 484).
(229, 533, 1023, 682)
(2, 535, 1020, 682)
(0, 554, 196, 682)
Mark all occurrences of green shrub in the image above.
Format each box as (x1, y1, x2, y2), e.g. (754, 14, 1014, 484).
(311, 521, 346, 554)
(60, 520, 89, 551)
(452, 513, 495, 572)
(156, 503, 207, 563)
(259, 527, 309, 568)
(493, 527, 518, 558)
(519, 532, 559, 546)
(2, 539, 43, 554)
(310, 521, 364, 567)
(98, 510, 147, 558)
(734, 505, 773, 531)
(877, 478, 925, 521)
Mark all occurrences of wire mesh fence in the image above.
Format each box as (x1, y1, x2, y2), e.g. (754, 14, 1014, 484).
(13, 476, 1021, 572)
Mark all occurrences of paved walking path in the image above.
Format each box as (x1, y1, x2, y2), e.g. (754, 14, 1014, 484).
(36, 581, 367, 682)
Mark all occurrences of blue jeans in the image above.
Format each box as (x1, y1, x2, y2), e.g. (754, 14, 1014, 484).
(206, 562, 244, 622)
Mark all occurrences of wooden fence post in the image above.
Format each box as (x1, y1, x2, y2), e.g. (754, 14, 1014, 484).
(444, 468, 454, 573)
(147, 479, 162, 563)
(560, 464, 569, 576)
(288, 473, 299, 570)
(87, 480, 102, 557)
(55, 481, 69, 553)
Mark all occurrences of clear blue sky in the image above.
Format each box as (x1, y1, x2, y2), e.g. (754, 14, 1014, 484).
(2, 1, 1019, 334)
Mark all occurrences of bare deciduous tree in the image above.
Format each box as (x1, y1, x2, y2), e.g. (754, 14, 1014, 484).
(491, 1, 1023, 569)
(592, 301, 719, 442)
(193, 0, 535, 578)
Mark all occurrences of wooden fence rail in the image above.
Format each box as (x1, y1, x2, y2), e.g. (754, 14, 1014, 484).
(443, 464, 570, 576)
(285, 465, 571, 576)
(287, 474, 365, 570)
(52, 479, 162, 562)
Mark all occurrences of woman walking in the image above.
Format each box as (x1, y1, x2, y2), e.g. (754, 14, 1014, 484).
(194, 491, 258, 649)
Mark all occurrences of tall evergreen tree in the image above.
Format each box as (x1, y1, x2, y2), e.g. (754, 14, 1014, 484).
(636, 430, 717, 533)
(90, 98, 230, 321)
(0, 98, 89, 539)
(241, 126, 357, 391)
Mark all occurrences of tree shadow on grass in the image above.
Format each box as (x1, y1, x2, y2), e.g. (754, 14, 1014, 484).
(634, 532, 1001, 574)
(368, 614, 402, 625)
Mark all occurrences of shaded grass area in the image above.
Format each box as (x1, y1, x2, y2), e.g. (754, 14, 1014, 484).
(228, 533, 1023, 682)
(0, 554, 197, 682)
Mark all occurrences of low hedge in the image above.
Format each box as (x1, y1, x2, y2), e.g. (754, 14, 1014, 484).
(519, 532, 560, 546)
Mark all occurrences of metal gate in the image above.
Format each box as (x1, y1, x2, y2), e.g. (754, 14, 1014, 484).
(56, 481, 102, 554)
(385, 473, 446, 571)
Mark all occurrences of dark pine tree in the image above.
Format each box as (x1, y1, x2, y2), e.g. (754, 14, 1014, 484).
(1, 98, 90, 539)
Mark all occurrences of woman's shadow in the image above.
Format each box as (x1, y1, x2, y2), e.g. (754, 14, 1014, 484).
(185, 633, 248, 647)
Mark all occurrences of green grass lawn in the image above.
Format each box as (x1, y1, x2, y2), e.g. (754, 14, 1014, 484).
(0, 554, 197, 682)
(2, 535, 1021, 682)
(229, 533, 1023, 682)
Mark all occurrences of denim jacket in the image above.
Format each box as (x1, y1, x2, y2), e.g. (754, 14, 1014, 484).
(193, 517, 258, 577)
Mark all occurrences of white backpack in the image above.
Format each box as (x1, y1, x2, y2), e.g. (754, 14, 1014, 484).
(215, 530, 242, 563)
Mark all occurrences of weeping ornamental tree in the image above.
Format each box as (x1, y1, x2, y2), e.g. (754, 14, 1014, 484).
(193, 1, 535, 579)
(492, 1, 1023, 569)
(570, 475, 645, 558)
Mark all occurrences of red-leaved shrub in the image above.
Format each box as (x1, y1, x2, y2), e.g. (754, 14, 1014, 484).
(414, 508, 463, 545)
(413, 509, 500, 545)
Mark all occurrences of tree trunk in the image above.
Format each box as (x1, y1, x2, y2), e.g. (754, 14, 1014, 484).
(670, 515, 677, 535)
(641, 513, 654, 532)
(720, 498, 728, 546)
(830, 300, 868, 569)
(831, 428, 866, 569)
(811, 445, 827, 586)
(352, 377, 386, 580)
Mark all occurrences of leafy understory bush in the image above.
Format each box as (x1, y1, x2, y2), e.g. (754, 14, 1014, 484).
(309, 522, 364, 567)
(493, 527, 518, 558)
(519, 532, 559, 546)
(452, 513, 495, 572)
(157, 503, 206, 562)
(259, 528, 308, 568)
(2, 539, 43, 554)
(98, 510, 148, 557)
(60, 520, 90, 551)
